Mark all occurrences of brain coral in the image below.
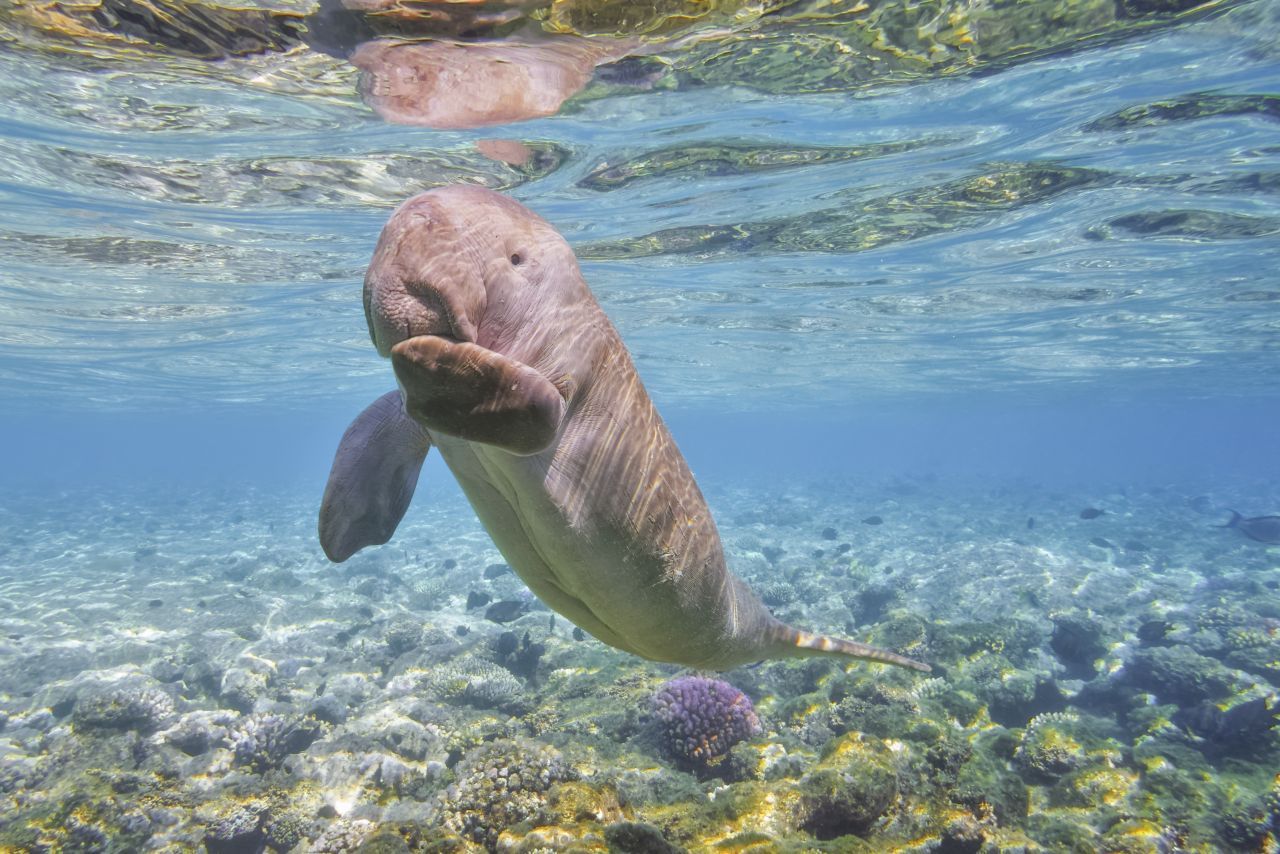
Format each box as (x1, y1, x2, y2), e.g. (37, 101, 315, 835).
(437, 738, 576, 847)
(651, 675, 760, 771)
(72, 686, 175, 733)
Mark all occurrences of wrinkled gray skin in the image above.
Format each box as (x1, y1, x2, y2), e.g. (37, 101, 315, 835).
(320, 185, 929, 672)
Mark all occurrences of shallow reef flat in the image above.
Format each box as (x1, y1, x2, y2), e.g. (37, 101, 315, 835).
(1, 472, 1279, 851)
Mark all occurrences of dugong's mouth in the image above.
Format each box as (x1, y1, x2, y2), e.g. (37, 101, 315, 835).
(366, 281, 477, 358)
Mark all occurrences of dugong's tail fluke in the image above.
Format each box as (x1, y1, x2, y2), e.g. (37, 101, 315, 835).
(769, 621, 932, 672)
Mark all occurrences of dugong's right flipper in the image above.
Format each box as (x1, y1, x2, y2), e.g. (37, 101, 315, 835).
(391, 335, 565, 456)
(319, 390, 431, 563)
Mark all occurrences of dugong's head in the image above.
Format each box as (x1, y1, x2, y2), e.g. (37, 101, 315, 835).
(363, 185, 584, 358)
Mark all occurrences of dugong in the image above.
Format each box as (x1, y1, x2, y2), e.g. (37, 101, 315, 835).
(319, 185, 929, 673)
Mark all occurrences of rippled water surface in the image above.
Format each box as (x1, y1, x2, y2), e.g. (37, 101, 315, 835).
(2, 0, 1278, 413)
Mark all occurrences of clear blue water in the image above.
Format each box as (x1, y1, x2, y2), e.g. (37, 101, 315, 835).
(3, 0, 1280, 849)
(2, 1, 1279, 492)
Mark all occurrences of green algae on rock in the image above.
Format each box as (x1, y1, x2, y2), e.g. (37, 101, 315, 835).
(580, 162, 1112, 259)
(578, 137, 937, 191)
(1123, 645, 1239, 705)
(1097, 209, 1280, 240)
(1085, 92, 1280, 131)
(1014, 712, 1091, 782)
(796, 735, 899, 840)
(666, 0, 1240, 95)
(542, 0, 779, 38)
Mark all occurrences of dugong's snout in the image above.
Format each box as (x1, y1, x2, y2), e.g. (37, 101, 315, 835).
(364, 273, 476, 358)
(363, 198, 487, 357)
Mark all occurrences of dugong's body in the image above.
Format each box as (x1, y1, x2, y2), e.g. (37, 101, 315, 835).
(320, 185, 928, 672)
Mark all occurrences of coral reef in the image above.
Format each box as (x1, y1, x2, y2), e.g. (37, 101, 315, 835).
(422, 655, 526, 711)
(650, 676, 761, 775)
(228, 712, 326, 771)
(72, 686, 175, 733)
(3, 477, 1279, 850)
(1014, 713, 1088, 782)
(436, 739, 576, 848)
(796, 735, 898, 840)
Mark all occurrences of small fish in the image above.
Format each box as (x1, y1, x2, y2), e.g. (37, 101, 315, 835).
(1173, 700, 1224, 738)
(496, 631, 519, 657)
(862, 515, 883, 526)
(1136, 620, 1171, 645)
(1079, 508, 1104, 520)
(466, 590, 491, 610)
(1173, 696, 1280, 753)
(1089, 536, 1115, 549)
(592, 56, 667, 89)
(483, 563, 513, 580)
(484, 600, 528, 624)
(1026, 517, 1035, 530)
(1219, 511, 1280, 544)
(572, 627, 586, 641)
(1124, 540, 1149, 553)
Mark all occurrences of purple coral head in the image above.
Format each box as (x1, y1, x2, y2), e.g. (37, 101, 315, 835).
(651, 675, 761, 768)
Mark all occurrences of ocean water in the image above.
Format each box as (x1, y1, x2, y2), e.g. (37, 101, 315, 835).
(2, 0, 1280, 850)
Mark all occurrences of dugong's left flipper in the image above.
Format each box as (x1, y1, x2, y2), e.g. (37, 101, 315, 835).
(319, 390, 431, 563)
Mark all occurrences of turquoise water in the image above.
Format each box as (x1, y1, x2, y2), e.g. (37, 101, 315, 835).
(2, 0, 1280, 850)
(2, 2, 1279, 421)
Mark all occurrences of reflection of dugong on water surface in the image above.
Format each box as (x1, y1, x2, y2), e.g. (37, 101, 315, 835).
(5, 0, 1241, 129)
(319, 185, 930, 672)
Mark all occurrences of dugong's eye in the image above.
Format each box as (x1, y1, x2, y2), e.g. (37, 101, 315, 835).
(510, 253, 523, 266)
